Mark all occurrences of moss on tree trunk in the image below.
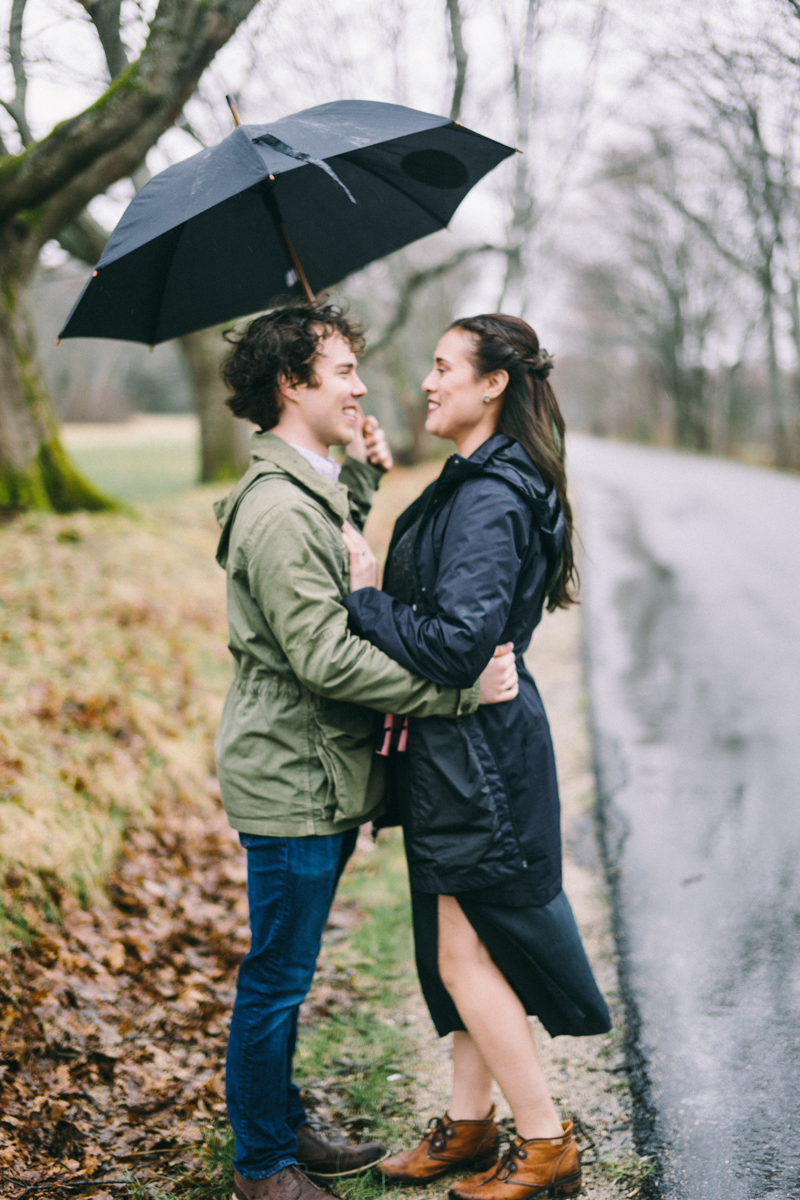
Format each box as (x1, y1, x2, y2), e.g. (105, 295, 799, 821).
(0, 260, 116, 513)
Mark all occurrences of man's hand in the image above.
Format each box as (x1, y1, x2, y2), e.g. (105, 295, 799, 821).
(347, 408, 393, 472)
(342, 521, 379, 591)
(479, 643, 519, 704)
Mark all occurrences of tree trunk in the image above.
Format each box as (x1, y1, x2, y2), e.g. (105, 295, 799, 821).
(0, 243, 112, 511)
(784, 274, 800, 466)
(0, 0, 261, 513)
(763, 289, 791, 468)
(178, 328, 250, 481)
(672, 366, 710, 452)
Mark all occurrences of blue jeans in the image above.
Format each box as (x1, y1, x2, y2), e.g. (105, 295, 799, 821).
(226, 829, 358, 1179)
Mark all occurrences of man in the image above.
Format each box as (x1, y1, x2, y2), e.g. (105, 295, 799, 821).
(213, 303, 515, 1200)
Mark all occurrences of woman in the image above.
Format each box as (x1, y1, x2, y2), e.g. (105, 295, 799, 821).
(341, 314, 610, 1200)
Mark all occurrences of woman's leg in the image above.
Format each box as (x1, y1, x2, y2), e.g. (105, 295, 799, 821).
(438, 894, 562, 1140)
(449, 1031, 493, 1119)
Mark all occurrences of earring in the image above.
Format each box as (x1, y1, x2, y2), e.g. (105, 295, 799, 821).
(483, 394, 492, 404)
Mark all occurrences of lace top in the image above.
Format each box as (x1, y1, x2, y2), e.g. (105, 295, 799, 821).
(382, 517, 422, 607)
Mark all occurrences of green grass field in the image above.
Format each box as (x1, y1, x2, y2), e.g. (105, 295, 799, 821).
(62, 415, 200, 503)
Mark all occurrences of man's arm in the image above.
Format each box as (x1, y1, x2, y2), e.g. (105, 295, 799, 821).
(339, 456, 382, 532)
(245, 500, 479, 718)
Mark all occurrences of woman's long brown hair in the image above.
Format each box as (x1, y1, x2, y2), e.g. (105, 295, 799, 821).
(450, 313, 577, 610)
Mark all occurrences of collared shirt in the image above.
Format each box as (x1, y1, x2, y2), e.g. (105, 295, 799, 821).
(289, 442, 341, 483)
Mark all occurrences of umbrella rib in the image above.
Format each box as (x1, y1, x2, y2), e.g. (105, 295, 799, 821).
(254, 133, 357, 205)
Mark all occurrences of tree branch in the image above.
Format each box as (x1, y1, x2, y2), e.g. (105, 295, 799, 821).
(1, 0, 33, 147)
(0, 0, 260, 227)
(79, 0, 129, 81)
(446, 0, 467, 122)
(361, 244, 504, 362)
(54, 0, 154, 267)
(56, 209, 109, 265)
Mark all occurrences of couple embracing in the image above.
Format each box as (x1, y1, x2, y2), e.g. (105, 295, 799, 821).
(213, 304, 610, 1200)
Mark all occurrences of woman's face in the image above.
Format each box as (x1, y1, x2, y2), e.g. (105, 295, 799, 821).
(422, 328, 505, 453)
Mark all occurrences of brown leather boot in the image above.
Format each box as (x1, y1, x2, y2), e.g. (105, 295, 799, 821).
(295, 1123, 386, 1178)
(378, 1107, 500, 1184)
(233, 1164, 337, 1200)
(448, 1123, 581, 1200)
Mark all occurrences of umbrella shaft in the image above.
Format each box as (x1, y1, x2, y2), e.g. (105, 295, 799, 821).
(277, 220, 315, 304)
(258, 178, 315, 305)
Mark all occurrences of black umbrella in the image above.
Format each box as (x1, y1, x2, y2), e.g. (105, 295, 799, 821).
(58, 99, 515, 346)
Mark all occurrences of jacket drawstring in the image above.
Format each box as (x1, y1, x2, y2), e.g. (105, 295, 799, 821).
(376, 713, 409, 755)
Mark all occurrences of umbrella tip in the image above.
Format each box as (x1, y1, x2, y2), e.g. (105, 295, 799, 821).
(55, 337, 61, 346)
(516, 147, 524, 153)
(92, 269, 98, 277)
(149, 344, 155, 353)
(226, 95, 241, 127)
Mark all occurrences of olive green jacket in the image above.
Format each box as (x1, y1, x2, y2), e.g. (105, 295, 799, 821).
(213, 433, 480, 837)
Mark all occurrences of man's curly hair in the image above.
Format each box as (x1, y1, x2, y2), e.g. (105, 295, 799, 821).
(221, 303, 366, 431)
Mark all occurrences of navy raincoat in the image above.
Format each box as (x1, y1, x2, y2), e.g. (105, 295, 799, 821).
(344, 433, 565, 906)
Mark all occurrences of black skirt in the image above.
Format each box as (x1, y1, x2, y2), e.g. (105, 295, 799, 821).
(411, 888, 611, 1039)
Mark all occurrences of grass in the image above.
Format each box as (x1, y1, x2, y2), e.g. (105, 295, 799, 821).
(126, 1125, 236, 1200)
(68, 442, 199, 503)
(62, 416, 200, 503)
(293, 832, 420, 1200)
(597, 1151, 655, 1185)
(0, 488, 231, 934)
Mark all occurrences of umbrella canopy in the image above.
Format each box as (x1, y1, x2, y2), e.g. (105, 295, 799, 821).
(58, 100, 515, 346)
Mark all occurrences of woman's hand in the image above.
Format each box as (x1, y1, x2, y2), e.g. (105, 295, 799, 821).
(348, 411, 393, 472)
(478, 643, 519, 704)
(342, 521, 379, 591)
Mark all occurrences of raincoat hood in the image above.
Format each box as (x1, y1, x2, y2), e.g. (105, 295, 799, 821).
(433, 434, 565, 565)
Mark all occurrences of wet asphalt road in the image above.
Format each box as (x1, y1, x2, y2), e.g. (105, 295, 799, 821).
(568, 435, 800, 1200)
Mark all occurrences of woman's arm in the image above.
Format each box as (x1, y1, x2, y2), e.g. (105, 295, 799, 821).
(340, 415, 394, 531)
(343, 477, 529, 689)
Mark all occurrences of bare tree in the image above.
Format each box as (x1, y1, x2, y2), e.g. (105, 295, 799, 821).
(584, 143, 739, 450)
(644, 33, 800, 466)
(0, 0, 261, 511)
(496, 0, 607, 313)
(446, 0, 468, 121)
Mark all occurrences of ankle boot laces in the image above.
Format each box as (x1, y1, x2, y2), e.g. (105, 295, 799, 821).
(426, 1116, 454, 1153)
(489, 1140, 527, 1183)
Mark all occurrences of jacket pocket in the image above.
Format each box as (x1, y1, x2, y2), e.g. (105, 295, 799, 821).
(406, 718, 507, 875)
(313, 710, 383, 823)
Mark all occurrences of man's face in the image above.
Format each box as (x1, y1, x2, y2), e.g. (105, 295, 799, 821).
(290, 331, 368, 449)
